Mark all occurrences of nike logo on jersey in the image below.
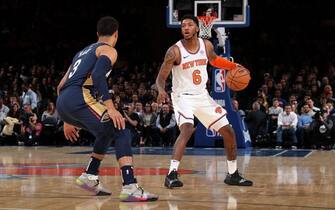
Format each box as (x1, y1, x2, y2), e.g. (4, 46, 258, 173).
(183, 55, 190, 59)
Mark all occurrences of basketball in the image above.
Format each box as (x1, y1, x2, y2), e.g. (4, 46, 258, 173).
(226, 66, 251, 91)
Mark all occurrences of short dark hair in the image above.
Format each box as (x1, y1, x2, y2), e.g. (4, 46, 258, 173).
(97, 16, 119, 36)
(181, 14, 199, 27)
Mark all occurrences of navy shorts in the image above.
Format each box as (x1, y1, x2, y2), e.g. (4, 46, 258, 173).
(56, 87, 115, 138)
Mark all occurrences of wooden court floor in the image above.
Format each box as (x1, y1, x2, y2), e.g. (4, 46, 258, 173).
(0, 146, 334, 210)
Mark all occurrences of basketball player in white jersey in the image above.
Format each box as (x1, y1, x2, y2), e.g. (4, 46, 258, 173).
(156, 15, 253, 188)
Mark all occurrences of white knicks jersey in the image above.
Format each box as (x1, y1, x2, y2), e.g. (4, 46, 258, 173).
(172, 38, 208, 94)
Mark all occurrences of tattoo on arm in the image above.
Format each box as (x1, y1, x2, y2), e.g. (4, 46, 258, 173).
(165, 47, 176, 64)
(156, 46, 176, 91)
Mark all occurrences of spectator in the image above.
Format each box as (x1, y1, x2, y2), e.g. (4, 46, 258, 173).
(21, 113, 43, 146)
(256, 96, 268, 113)
(268, 98, 283, 133)
(254, 89, 268, 112)
(232, 99, 245, 117)
(154, 104, 176, 147)
(296, 105, 313, 148)
(151, 102, 160, 114)
(134, 102, 144, 118)
(0, 116, 20, 143)
(41, 102, 60, 145)
(273, 89, 286, 107)
(6, 103, 22, 137)
(9, 95, 20, 107)
(141, 103, 157, 146)
(20, 104, 35, 126)
(131, 94, 139, 104)
(306, 98, 320, 117)
(21, 83, 38, 110)
(290, 99, 299, 114)
(328, 102, 335, 123)
(280, 79, 290, 99)
(266, 79, 275, 96)
(1, 103, 21, 137)
(309, 110, 333, 149)
(123, 104, 141, 146)
(268, 98, 283, 117)
(245, 101, 267, 144)
(0, 96, 10, 132)
(7, 103, 21, 119)
(41, 102, 59, 125)
(276, 104, 298, 149)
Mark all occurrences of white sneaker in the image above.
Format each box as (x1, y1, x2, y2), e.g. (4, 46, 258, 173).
(291, 145, 297, 150)
(75, 173, 111, 196)
(119, 183, 158, 202)
(275, 146, 282, 149)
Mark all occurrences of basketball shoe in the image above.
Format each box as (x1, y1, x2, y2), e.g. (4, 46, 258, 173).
(75, 173, 111, 196)
(224, 170, 253, 186)
(164, 170, 183, 189)
(119, 183, 159, 202)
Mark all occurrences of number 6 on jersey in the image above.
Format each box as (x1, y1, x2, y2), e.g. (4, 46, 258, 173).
(192, 70, 202, 85)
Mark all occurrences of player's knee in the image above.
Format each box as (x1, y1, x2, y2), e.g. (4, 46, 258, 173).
(115, 129, 133, 160)
(219, 125, 235, 137)
(180, 123, 195, 138)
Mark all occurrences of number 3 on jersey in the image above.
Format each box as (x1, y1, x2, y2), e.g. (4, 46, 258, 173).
(68, 59, 82, 79)
(192, 70, 202, 85)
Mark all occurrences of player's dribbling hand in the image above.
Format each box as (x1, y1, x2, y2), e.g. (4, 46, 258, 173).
(108, 109, 125, 130)
(63, 122, 80, 142)
(157, 91, 169, 104)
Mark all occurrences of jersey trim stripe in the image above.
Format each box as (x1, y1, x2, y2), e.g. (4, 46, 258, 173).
(208, 113, 227, 130)
(177, 111, 193, 125)
(82, 87, 106, 117)
(180, 40, 201, 54)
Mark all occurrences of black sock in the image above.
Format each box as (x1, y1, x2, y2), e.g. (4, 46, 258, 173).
(121, 165, 137, 185)
(85, 157, 101, 175)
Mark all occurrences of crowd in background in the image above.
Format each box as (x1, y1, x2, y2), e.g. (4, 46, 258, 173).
(243, 64, 335, 149)
(1, 60, 335, 149)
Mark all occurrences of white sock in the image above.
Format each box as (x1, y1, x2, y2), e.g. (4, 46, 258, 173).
(168, 160, 180, 174)
(227, 160, 237, 174)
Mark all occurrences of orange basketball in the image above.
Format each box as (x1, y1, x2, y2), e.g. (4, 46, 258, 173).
(226, 66, 251, 91)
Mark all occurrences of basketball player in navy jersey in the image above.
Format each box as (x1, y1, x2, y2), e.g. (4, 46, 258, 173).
(56, 16, 158, 201)
(156, 15, 253, 188)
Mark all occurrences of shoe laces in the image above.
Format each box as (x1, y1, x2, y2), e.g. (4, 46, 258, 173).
(136, 184, 145, 195)
(169, 170, 179, 179)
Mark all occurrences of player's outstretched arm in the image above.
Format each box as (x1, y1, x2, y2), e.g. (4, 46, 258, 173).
(204, 39, 237, 70)
(156, 45, 178, 103)
(94, 45, 125, 130)
(94, 45, 118, 102)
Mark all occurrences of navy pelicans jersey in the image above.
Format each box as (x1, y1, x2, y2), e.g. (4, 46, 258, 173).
(57, 42, 111, 124)
(61, 42, 111, 91)
(172, 38, 208, 95)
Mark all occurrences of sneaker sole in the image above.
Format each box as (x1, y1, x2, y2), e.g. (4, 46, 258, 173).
(224, 180, 253, 186)
(164, 182, 183, 189)
(120, 194, 159, 202)
(164, 178, 184, 189)
(75, 178, 112, 196)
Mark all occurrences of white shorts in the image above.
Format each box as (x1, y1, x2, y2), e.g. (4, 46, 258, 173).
(171, 91, 229, 131)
